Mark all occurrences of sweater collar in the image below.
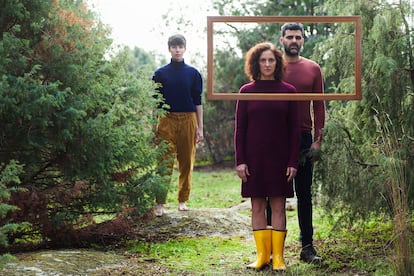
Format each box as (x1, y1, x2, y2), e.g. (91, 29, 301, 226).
(170, 59, 185, 67)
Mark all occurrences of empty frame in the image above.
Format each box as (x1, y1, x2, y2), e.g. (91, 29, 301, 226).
(207, 16, 362, 100)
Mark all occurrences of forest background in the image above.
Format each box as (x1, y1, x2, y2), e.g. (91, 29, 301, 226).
(0, 0, 413, 275)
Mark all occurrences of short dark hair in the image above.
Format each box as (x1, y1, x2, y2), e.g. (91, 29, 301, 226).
(280, 23, 304, 37)
(168, 34, 186, 48)
(244, 42, 285, 81)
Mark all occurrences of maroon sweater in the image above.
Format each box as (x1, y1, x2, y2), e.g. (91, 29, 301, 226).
(284, 57, 326, 142)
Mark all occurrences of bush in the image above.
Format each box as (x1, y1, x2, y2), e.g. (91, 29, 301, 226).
(0, 0, 166, 248)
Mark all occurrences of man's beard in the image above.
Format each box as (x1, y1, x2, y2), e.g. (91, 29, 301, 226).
(284, 43, 301, 57)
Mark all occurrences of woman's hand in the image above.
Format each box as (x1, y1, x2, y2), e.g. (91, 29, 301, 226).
(236, 164, 250, 183)
(286, 167, 297, 182)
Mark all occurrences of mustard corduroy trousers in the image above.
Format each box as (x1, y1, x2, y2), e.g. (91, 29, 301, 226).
(156, 112, 197, 204)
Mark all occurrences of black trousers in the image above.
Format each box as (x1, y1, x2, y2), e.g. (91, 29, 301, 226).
(266, 132, 314, 247)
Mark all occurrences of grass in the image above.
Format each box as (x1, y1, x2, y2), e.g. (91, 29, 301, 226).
(128, 166, 404, 275)
(131, 237, 253, 274)
(165, 167, 242, 209)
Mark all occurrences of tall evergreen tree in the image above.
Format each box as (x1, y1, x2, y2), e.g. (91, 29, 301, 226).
(313, 0, 413, 219)
(312, 1, 413, 273)
(0, 0, 164, 246)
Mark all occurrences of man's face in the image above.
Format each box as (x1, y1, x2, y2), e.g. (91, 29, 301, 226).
(280, 30, 304, 56)
(169, 44, 186, 61)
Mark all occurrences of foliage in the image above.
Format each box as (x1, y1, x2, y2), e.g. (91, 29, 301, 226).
(201, 47, 244, 163)
(0, 161, 24, 267)
(202, 99, 236, 164)
(311, 0, 414, 222)
(0, 0, 165, 248)
(124, 46, 158, 78)
(311, 0, 414, 274)
(374, 107, 412, 275)
(314, 116, 387, 223)
(212, 0, 329, 57)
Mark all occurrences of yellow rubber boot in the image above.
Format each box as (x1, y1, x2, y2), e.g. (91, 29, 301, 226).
(247, 229, 271, 270)
(272, 229, 287, 271)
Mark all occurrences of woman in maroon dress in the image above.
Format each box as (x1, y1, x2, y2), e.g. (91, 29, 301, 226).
(234, 42, 300, 271)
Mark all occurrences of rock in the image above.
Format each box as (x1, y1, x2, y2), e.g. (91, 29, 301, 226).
(133, 206, 251, 242)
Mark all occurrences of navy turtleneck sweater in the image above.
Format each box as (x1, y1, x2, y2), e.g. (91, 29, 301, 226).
(152, 59, 203, 112)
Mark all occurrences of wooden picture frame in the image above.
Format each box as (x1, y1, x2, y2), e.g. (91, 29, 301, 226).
(207, 16, 362, 100)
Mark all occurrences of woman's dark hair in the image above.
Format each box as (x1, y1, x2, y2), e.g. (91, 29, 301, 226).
(168, 34, 186, 48)
(244, 42, 285, 81)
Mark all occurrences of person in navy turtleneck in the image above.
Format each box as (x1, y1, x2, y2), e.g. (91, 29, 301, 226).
(152, 34, 204, 217)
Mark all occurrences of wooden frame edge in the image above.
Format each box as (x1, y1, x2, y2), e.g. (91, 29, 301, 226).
(207, 16, 362, 101)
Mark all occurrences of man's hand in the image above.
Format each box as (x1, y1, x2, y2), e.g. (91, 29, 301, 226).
(308, 141, 322, 163)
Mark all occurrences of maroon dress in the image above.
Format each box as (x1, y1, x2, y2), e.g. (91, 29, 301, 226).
(234, 80, 301, 198)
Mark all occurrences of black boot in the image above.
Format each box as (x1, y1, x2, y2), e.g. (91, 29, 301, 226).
(300, 244, 322, 264)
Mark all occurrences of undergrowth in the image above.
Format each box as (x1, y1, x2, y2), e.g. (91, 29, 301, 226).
(126, 167, 407, 275)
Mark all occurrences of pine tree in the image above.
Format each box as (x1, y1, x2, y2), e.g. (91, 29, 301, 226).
(0, 0, 165, 247)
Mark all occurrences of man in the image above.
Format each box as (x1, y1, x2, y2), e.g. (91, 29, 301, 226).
(152, 34, 204, 217)
(279, 22, 325, 264)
